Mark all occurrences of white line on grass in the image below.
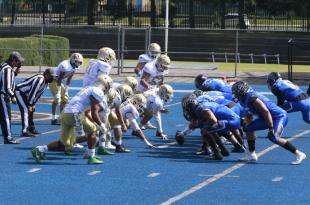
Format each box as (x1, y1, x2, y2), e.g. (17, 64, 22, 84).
(198, 174, 240, 178)
(148, 173, 161, 178)
(272, 176, 283, 182)
(88, 171, 101, 176)
(159, 130, 310, 205)
(27, 168, 42, 173)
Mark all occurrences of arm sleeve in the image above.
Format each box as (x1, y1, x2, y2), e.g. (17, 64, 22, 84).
(4, 68, 15, 97)
(153, 110, 163, 133)
(271, 86, 285, 106)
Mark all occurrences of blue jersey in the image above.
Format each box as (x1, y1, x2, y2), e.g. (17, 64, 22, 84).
(197, 91, 232, 106)
(195, 101, 239, 121)
(240, 91, 286, 118)
(271, 79, 307, 102)
(201, 79, 232, 93)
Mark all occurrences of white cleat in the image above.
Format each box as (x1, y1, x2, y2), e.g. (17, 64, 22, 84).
(105, 141, 116, 150)
(291, 151, 306, 165)
(239, 152, 258, 162)
(73, 143, 84, 149)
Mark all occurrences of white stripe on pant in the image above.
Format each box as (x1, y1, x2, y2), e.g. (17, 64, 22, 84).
(15, 90, 29, 133)
(0, 94, 12, 140)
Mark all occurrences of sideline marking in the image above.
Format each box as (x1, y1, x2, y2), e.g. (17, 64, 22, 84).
(148, 173, 160, 178)
(272, 176, 283, 182)
(88, 171, 101, 176)
(159, 130, 310, 205)
(18, 129, 60, 141)
(27, 168, 41, 173)
(198, 174, 239, 178)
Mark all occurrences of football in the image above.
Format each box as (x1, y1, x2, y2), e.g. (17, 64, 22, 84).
(175, 130, 185, 145)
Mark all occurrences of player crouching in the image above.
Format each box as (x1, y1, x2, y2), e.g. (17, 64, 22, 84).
(31, 75, 112, 164)
(137, 84, 174, 140)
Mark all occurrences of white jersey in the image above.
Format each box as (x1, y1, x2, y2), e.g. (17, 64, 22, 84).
(112, 82, 121, 89)
(111, 92, 122, 109)
(64, 86, 105, 113)
(55, 59, 78, 80)
(120, 102, 140, 121)
(146, 95, 163, 111)
(138, 61, 168, 92)
(138, 54, 154, 64)
(83, 59, 112, 86)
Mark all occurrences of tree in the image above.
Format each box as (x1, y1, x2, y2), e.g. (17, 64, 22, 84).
(87, 0, 95, 25)
(238, 0, 246, 29)
(189, 0, 194, 28)
(107, 0, 127, 25)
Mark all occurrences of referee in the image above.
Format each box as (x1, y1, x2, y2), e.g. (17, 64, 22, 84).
(16, 68, 55, 136)
(0, 51, 24, 144)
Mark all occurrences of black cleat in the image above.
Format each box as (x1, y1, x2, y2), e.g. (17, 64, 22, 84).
(115, 145, 131, 153)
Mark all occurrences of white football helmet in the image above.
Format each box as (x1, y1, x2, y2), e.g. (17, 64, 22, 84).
(129, 94, 147, 114)
(94, 74, 113, 94)
(117, 84, 133, 103)
(106, 88, 117, 107)
(97, 47, 116, 65)
(70, 53, 83, 68)
(158, 84, 174, 102)
(156, 54, 171, 72)
(123, 76, 138, 92)
(148, 43, 161, 59)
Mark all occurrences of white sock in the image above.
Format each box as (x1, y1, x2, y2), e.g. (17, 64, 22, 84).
(52, 115, 57, 120)
(88, 148, 95, 157)
(37, 145, 48, 153)
(115, 140, 122, 145)
(99, 140, 105, 147)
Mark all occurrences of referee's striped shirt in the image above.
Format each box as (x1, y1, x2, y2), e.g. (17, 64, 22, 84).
(0, 62, 16, 98)
(16, 74, 47, 105)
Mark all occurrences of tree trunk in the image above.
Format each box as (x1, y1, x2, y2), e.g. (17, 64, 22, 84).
(150, 0, 156, 26)
(87, 0, 95, 25)
(220, 0, 225, 29)
(11, 0, 16, 24)
(189, 0, 194, 28)
(128, 0, 133, 26)
(238, 0, 246, 29)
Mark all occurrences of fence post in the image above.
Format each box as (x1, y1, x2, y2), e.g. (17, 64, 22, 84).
(275, 54, 280, 64)
(224, 52, 228, 63)
(263, 53, 267, 64)
(39, 22, 43, 73)
(249, 53, 254, 64)
(211, 52, 215, 62)
(117, 25, 121, 75)
(145, 27, 149, 53)
(234, 30, 239, 77)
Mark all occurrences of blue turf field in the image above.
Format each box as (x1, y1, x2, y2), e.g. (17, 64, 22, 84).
(0, 80, 309, 205)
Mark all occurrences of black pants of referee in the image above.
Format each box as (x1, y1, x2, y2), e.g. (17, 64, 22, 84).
(15, 90, 35, 134)
(0, 94, 12, 141)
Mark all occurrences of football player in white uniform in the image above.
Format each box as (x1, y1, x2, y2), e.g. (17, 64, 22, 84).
(32, 75, 113, 164)
(137, 84, 173, 140)
(134, 43, 161, 76)
(138, 54, 171, 93)
(107, 94, 156, 151)
(83, 47, 116, 87)
(50, 53, 83, 125)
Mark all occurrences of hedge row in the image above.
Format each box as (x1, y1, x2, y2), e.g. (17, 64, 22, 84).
(0, 35, 69, 66)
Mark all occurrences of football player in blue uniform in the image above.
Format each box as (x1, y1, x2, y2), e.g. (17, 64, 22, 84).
(181, 94, 243, 160)
(232, 81, 306, 165)
(194, 74, 232, 93)
(267, 72, 310, 124)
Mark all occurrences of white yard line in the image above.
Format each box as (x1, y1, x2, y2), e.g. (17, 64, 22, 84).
(148, 173, 161, 178)
(88, 171, 101, 176)
(159, 130, 310, 205)
(27, 168, 42, 173)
